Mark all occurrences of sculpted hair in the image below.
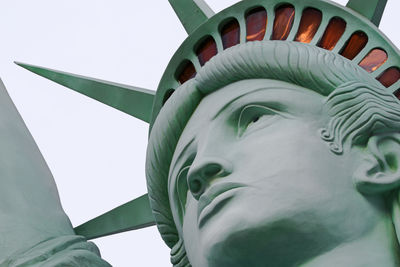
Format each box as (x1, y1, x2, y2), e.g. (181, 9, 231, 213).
(194, 41, 379, 95)
(145, 41, 400, 266)
(321, 81, 400, 154)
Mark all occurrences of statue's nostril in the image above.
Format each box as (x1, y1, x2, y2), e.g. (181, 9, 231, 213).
(190, 179, 203, 194)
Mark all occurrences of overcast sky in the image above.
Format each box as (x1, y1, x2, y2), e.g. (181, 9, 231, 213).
(0, 0, 399, 266)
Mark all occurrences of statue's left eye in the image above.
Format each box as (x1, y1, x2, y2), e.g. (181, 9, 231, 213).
(238, 105, 279, 136)
(251, 116, 260, 123)
(174, 152, 196, 222)
(176, 166, 190, 214)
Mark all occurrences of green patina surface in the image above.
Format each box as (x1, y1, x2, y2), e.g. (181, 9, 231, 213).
(347, 0, 388, 26)
(2, 0, 400, 266)
(16, 62, 155, 123)
(168, 0, 215, 34)
(74, 194, 155, 240)
(151, 0, 400, 127)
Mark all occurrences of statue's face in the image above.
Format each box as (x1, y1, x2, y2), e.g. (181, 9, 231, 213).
(168, 79, 377, 267)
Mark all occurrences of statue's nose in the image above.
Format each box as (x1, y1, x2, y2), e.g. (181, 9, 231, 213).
(187, 157, 233, 200)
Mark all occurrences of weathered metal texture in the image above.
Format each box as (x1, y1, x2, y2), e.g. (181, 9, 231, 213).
(156, 76, 400, 266)
(346, 0, 388, 26)
(0, 79, 109, 266)
(15, 62, 155, 123)
(74, 194, 155, 240)
(150, 0, 400, 128)
(168, 0, 215, 34)
(14, 0, 400, 256)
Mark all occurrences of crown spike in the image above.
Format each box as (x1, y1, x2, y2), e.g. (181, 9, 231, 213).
(15, 62, 155, 123)
(74, 194, 155, 240)
(346, 0, 388, 27)
(168, 0, 215, 34)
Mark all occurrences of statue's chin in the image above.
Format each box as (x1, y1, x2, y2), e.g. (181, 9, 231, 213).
(199, 223, 314, 267)
(193, 208, 340, 267)
(192, 208, 275, 267)
(183, 184, 356, 267)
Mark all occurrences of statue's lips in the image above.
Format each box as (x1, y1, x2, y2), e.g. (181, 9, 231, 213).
(197, 182, 245, 227)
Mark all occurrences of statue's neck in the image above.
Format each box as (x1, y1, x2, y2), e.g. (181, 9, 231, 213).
(302, 220, 400, 267)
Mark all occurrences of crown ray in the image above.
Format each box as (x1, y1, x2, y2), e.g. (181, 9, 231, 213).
(15, 62, 155, 123)
(346, 0, 388, 27)
(74, 194, 155, 240)
(169, 0, 215, 34)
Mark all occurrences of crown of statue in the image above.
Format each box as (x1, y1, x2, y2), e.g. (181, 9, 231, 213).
(15, 0, 400, 245)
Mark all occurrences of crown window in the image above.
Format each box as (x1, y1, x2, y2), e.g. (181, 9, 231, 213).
(377, 67, 400, 87)
(221, 19, 241, 49)
(317, 17, 346, 50)
(340, 31, 368, 60)
(177, 60, 196, 84)
(272, 4, 295, 40)
(359, 48, 388, 73)
(197, 37, 218, 66)
(246, 7, 268, 42)
(295, 8, 322, 43)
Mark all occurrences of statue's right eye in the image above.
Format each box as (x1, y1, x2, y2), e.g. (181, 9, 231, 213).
(237, 105, 279, 137)
(246, 115, 262, 128)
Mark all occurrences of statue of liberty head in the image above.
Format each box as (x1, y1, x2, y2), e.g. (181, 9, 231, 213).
(20, 0, 400, 266)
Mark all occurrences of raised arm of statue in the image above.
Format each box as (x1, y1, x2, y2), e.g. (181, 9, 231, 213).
(0, 80, 110, 266)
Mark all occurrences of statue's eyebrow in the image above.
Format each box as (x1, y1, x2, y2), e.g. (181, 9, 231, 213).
(212, 92, 255, 120)
(211, 87, 275, 120)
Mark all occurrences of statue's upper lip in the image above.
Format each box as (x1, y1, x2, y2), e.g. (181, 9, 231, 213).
(197, 182, 245, 227)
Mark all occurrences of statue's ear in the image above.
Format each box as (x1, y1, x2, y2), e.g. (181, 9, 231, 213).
(354, 133, 400, 195)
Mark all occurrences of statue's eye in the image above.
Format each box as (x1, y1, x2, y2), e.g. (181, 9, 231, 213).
(176, 166, 190, 215)
(173, 152, 195, 222)
(238, 105, 279, 136)
(252, 116, 260, 123)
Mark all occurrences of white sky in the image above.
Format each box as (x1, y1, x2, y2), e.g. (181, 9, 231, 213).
(0, 0, 399, 266)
